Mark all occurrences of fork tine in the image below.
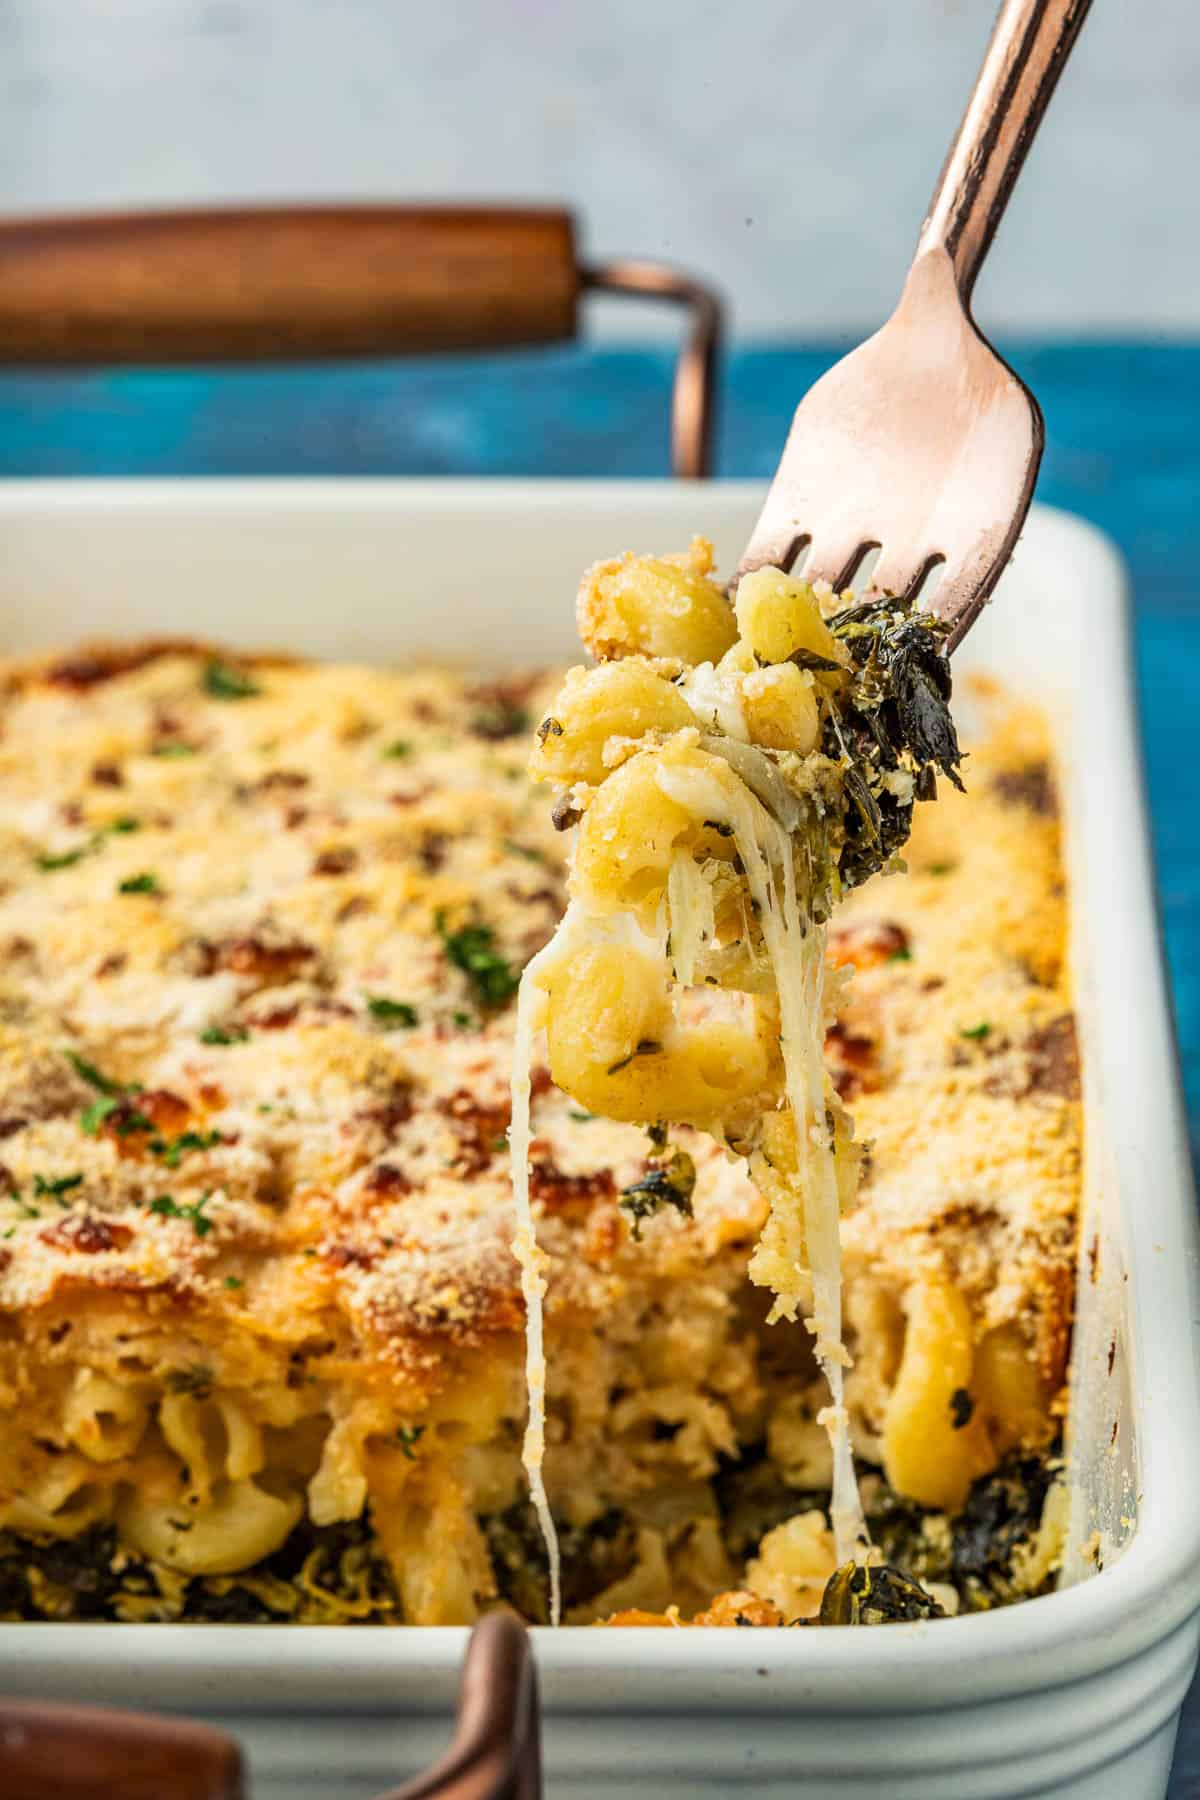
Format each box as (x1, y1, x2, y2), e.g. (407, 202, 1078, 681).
(734, 509, 808, 583)
(865, 547, 939, 603)
(802, 536, 877, 596)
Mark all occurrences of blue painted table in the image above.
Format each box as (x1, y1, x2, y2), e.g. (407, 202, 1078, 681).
(2, 342, 1197, 1794)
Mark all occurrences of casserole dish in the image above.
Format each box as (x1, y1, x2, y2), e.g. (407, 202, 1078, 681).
(0, 476, 1196, 1800)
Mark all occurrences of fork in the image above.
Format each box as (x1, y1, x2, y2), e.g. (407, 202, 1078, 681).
(736, 0, 1092, 649)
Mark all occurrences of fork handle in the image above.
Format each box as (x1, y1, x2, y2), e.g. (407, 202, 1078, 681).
(916, 0, 1092, 301)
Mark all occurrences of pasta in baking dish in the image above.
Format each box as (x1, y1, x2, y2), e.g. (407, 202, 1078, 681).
(0, 572, 1078, 1627)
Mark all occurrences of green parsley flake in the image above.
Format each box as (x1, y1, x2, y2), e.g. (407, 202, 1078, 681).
(152, 742, 198, 759)
(66, 1051, 125, 1096)
(203, 660, 261, 701)
(118, 872, 162, 895)
(960, 1022, 992, 1042)
(148, 1192, 215, 1237)
(200, 1025, 251, 1046)
(364, 995, 419, 1029)
(152, 1130, 223, 1170)
(382, 739, 413, 760)
(36, 815, 142, 874)
(435, 912, 519, 1008)
(33, 1172, 84, 1201)
(395, 1425, 425, 1460)
(36, 847, 87, 872)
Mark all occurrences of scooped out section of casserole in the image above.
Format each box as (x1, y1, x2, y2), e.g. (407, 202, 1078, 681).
(0, 628, 1077, 1625)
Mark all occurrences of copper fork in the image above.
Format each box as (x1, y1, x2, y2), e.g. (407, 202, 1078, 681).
(736, 0, 1092, 648)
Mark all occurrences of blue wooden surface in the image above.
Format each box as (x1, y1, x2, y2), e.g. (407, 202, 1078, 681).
(2, 343, 1198, 1793)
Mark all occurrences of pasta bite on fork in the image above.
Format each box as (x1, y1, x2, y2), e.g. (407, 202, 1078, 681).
(509, 538, 965, 1617)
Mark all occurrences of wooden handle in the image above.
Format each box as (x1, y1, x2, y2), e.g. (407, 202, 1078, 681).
(0, 206, 580, 364)
(0, 1700, 243, 1799)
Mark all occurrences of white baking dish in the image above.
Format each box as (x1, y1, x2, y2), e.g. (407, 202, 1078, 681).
(0, 479, 1197, 1800)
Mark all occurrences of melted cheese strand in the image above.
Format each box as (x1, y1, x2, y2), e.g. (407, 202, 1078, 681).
(509, 939, 562, 1626)
(657, 761, 867, 1562)
(732, 800, 866, 1562)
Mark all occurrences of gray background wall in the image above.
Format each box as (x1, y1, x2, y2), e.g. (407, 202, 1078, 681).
(0, 0, 1192, 338)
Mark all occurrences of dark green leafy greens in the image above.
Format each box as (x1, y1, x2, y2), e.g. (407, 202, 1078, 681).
(482, 1502, 639, 1625)
(819, 1559, 945, 1625)
(619, 1135, 697, 1240)
(0, 1517, 397, 1624)
(824, 595, 964, 891)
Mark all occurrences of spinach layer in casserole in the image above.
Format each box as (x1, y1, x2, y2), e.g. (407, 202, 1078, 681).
(0, 642, 1077, 1624)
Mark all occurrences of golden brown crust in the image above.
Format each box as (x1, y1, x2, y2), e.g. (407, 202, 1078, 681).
(0, 645, 1078, 1621)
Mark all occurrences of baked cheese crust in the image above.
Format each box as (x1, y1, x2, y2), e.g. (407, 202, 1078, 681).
(0, 645, 1077, 1624)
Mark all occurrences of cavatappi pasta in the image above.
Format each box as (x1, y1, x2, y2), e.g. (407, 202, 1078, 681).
(0, 630, 1077, 1627)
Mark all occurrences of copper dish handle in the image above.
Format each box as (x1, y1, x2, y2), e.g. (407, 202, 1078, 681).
(0, 1697, 245, 1799)
(0, 1615, 539, 1799)
(916, 0, 1092, 303)
(383, 1612, 541, 1800)
(0, 205, 720, 478)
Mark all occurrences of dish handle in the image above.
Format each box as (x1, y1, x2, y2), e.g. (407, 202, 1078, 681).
(0, 205, 720, 478)
(0, 1613, 541, 1799)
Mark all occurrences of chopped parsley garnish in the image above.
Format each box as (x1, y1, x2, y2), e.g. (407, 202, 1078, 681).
(203, 659, 261, 701)
(435, 913, 519, 1008)
(888, 946, 913, 963)
(36, 847, 87, 871)
(223, 1275, 244, 1290)
(121, 1109, 158, 1137)
(364, 995, 419, 1029)
(928, 861, 956, 876)
(395, 1425, 425, 1459)
(36, 817, 141, 874)
(151, 741, 197, 758)
(568, 1109, 595, 1123)
(960, 1021, 992, 1041)
(200, 1024, 250, 1046)
(118, 872, 162, 895)
(80, 1098, 155, 1138)
(148, 1191, 215, 1237)
(66, 1051, 126, 1096)
(33, 1172, 84, 1200)
(151, 1130, 223, 1170)
(382, 739, 413, 760)
(451, 1010, 474, 1029)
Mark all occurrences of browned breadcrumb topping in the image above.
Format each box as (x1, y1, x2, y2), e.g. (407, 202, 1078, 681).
(0, 645, 1078, 1625)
